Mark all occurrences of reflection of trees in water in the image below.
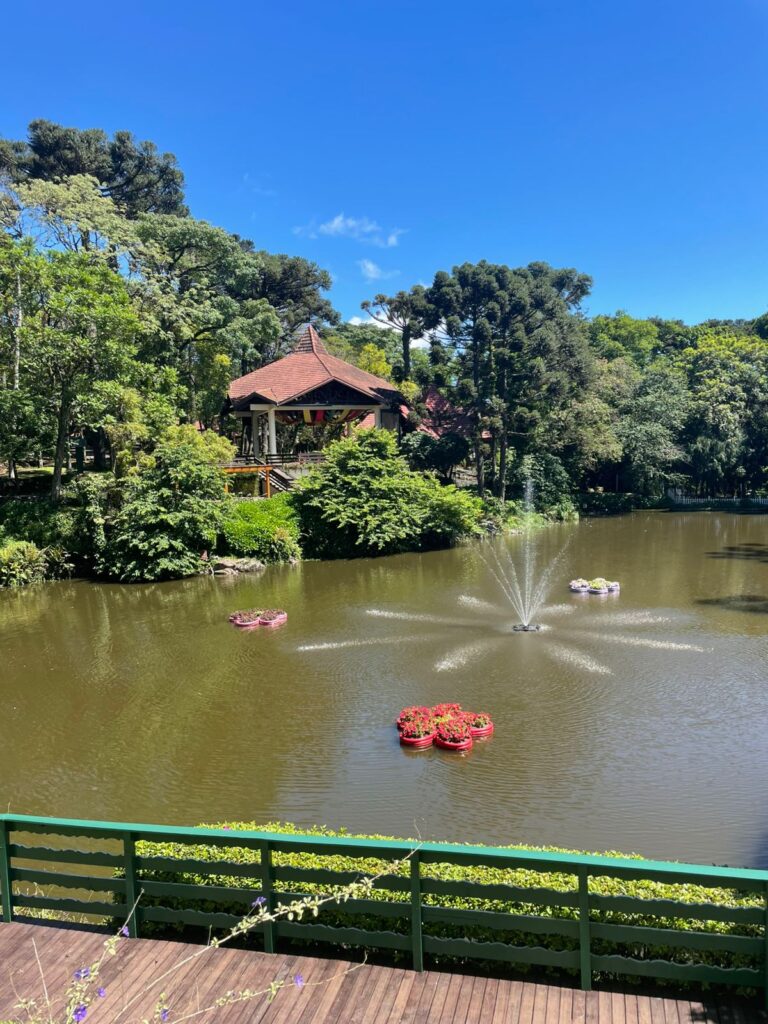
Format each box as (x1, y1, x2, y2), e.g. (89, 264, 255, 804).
(697, 594, 768, 614)
(706, 543, 768, 563)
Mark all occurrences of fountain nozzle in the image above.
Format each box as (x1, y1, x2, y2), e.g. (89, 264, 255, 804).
(512, 624, 541, 632)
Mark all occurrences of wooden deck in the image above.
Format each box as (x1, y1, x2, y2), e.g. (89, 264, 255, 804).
(0, 922, 765, 1023)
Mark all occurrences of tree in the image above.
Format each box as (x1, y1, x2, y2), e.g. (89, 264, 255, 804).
(134, 215, 281, 418)
(291, 429, 480, 558)
(426, 261, 593, 497)
(588, 311, 659, 365)
(0, 119, 187, 217)
(102, 426, 234, 581)
(361, 286, 431, 379)
(356, 343, 392, 379)
(20, 250, 139, 499)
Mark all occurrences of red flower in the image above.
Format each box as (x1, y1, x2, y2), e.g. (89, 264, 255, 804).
(397, 705, 432, 728)
(400, 716, 436, 739)
(463, 711, 492, 728)
(431, 702, 463, 719)
(435, 718, 472, 743)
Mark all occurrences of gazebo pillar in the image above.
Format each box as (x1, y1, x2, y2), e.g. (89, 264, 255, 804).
(374, 407, 382, 428)
(267, 408, 277, 456)
(250, 411, 261, 460)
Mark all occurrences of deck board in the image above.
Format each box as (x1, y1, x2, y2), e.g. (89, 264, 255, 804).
(0, 923, 764, 1023)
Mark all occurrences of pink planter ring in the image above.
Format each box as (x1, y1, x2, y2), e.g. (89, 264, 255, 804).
(435, 736, 473, 752)
(400, 732, 436, 749)
(469, 723, 494, 738)
(258, 611, 288, 628)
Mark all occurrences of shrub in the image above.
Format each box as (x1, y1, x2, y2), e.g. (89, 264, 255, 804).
(578, 492, 635, 516)
(0, 540, 48, 587)
(100, 428, 233, 582)
(127, 822, 763, 989)
(219, 495, 301, 563)
(292, 429, 481, 559)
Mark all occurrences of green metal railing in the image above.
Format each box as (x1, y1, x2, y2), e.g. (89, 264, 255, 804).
(1, 814, 768, 1003)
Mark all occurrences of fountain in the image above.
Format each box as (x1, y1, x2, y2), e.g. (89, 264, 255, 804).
(480, 479, 568, 632)
(297, 479, 708, 675)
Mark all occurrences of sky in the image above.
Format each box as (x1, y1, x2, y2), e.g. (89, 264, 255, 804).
(2, 0, 768, 324)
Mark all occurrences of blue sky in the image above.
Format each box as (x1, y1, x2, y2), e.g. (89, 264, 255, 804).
(2, 0, 767, 324)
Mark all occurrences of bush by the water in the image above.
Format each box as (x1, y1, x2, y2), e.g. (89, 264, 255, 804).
(292, 429, 482, 558)
(128, 821, 762, 988)
(101, 427, 234, 582)
(219, 494, 301, 563)
(0, 540, 49, 587)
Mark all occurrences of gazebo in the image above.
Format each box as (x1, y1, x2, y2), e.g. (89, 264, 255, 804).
(227, 325, 402, 459)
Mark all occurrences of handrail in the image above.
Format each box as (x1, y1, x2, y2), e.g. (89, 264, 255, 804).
(1, 813, 768, 1003)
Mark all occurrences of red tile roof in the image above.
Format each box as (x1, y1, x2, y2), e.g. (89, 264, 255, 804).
(229, 325, 401, 407)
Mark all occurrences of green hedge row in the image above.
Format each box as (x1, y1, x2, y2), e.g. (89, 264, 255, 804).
(128, 822, 763, 989)
(217, 494, 301, 563)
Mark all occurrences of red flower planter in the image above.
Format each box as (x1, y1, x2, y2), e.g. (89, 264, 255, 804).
(258, 610, 288, 627)
(435, 736, 473, 752)
(469, 723, 494, 738)
(400, 731, 436, 749)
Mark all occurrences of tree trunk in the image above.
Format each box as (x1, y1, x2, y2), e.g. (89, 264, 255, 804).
(402, 325, 412, 379)
(51, 399, 71, 501)
(496, 432, 508, 500)
(12, 269, 21, 391)
(474, 436, 485, 497)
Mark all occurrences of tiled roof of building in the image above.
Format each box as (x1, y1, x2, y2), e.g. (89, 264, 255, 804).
(229, 324, 401, 408)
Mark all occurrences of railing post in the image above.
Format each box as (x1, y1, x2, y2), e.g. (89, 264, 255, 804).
(260, 840, 276, 954)
(577, 867, 592, 991)
(410, 851, 424, 972)
(123, 832, 139, 938)
(0, 820, 13, 923)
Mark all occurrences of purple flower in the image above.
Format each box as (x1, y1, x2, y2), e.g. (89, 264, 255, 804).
(160, 1010, 170, 1022)
(294, 974, 305, 989)
(120, 925, 129, 937)
(251, 896, 266, 908)
(97, 988, 106, 999)
(73, 1006, 87, 1023)
(74, 967, 90, 980)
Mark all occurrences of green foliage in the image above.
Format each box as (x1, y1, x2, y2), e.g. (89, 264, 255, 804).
(129, 821, 765, 986)
(292, 430, 481, 559)
(400, 431, 470, 482)
(0, 539, 48, 587)
(219, 494, 301, 562)
(588, 311, 660, 365)
(100, 428, 234, 582)
(578, 492, 635, 516)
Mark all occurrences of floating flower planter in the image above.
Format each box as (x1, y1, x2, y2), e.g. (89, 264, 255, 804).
(229, 608, 287, 628)
(569, 577, 620, 596)
(464, 712, 494, 738)
(434, 719, 473, 752)
(258, 609, 288, 627)
(399, 718, 437, 748)
(396, 704, 492, 752)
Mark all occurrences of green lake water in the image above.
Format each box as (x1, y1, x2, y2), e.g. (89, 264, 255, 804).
(2, 511, 768, 867)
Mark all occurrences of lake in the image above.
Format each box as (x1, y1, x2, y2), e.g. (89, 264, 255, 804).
(2, 511, 768, 867)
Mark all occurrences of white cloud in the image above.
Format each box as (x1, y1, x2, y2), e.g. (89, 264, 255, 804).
(294, 213, 406, 248)
(348, 315, 395, 330)
(358, 259, 399, 282)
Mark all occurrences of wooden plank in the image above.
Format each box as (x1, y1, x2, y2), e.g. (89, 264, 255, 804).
(464, 975, 488, 1024)
(557, 985, 573, 1024)
(624, 992, 640, 1024)
(637, 994, 654, 1024)
(384, 970, 417, 1024)
(401, 969, 441, 1024)
(688, 1001, 718, 1024)
(584, 989, 599, 1024)
(533, 983, 553, 1024)
(448, 972, 475, 1024)
(611, 989, 628, 1024)
(571, 988, 587, 1024)
(649, 996, 668, 1024)
(517, 980, 536, 1024)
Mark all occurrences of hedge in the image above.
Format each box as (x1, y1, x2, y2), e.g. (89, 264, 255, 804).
(218, 494, 301, 563)
(127, 822, 763, 989)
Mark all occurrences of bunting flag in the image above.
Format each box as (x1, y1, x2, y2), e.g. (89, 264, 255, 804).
(275, 408, 371, 426)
